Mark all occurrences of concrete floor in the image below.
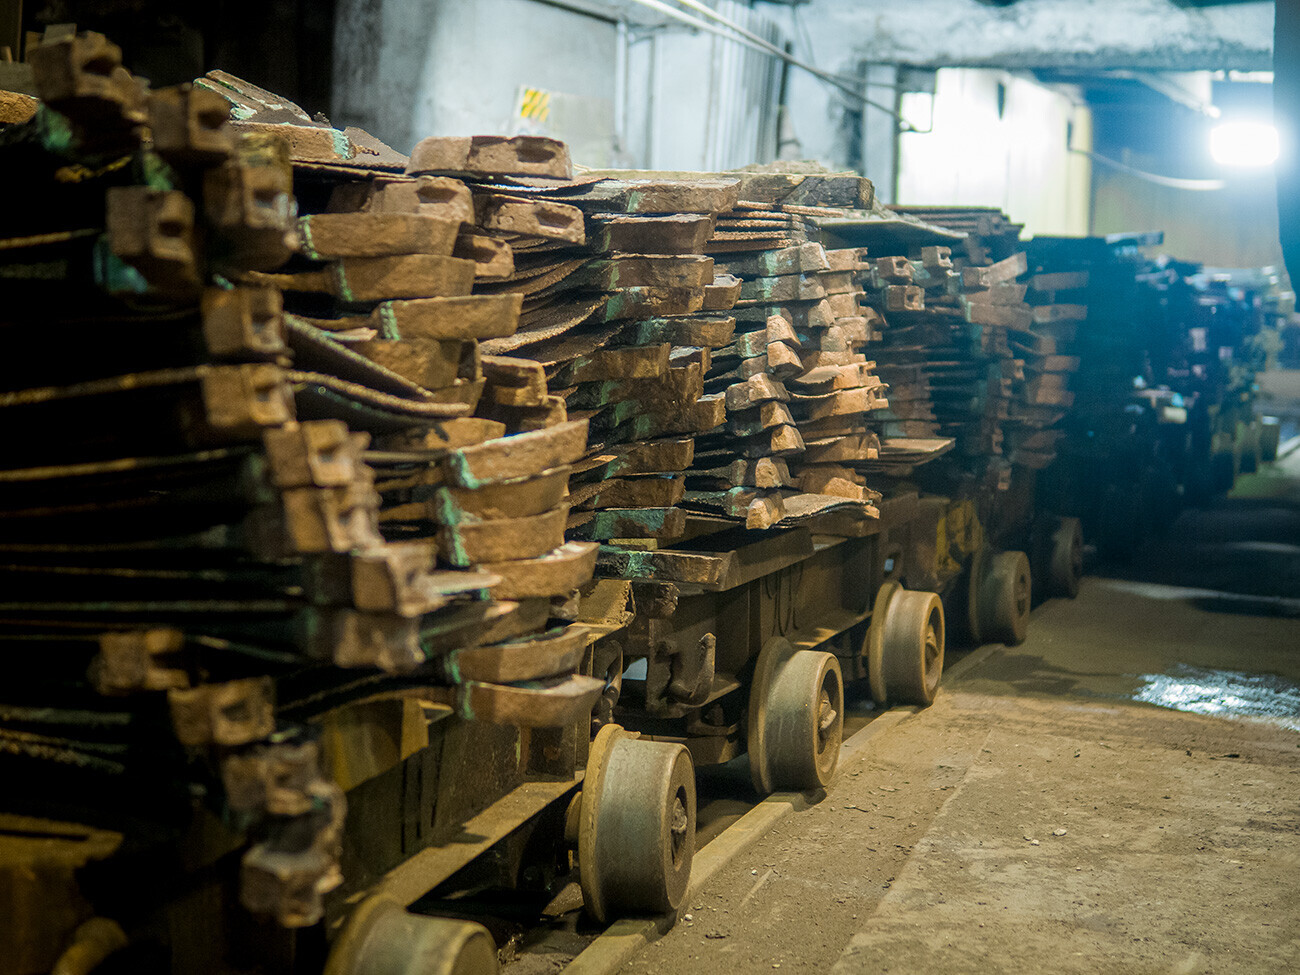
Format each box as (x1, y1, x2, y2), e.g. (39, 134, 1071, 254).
(619, 450, 1300, 975)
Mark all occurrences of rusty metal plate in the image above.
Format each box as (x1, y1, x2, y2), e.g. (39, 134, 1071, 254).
(457, 673, 603, 727)
(447, 624, 590, 683)
(438, 504, 569, 567)
(475, 541, 598, 600)
(297, 213, 461, 260)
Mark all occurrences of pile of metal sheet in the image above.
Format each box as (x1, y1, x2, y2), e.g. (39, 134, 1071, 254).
(1026, 232, 1273, 556)
(407, 162, 898, 551)
(702, 203, 888, 527)
(865, 206, 1080, 486)
(1013, 265, 1088, 468)
(193, 76, 607, 713)
(0, 37, 603, 934)
(451, 166, 738, 543)
(1025, 234, 1160, 450)
(892, 205, 1024, 263)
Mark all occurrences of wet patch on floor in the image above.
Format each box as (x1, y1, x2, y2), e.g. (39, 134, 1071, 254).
(1131, 663, 1300, 731)
(1096, 579, 1300, 617)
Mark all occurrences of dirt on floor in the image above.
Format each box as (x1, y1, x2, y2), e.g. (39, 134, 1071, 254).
(614, 454, 1300, 975)
(620, 684, 1300, 975)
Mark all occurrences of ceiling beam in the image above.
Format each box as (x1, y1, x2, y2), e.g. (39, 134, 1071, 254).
(803, 0, 1273, 72)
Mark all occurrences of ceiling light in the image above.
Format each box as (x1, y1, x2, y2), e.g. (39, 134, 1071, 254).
(1209, 121, 1280, 167)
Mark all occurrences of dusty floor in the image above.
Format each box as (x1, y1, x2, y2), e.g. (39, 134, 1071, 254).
(620, 451, 1300, 975)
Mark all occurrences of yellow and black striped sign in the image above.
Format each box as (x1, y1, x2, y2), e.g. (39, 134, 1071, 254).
(518, 87, 551, 123)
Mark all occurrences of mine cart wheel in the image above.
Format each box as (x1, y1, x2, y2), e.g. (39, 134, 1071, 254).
(1047, 517, 1083, 599)
(866, 581, 904, 700)
(1239, 447, 1258, 474)
(759, 649, 845, 792)
(1210, 450, 1236, 495)
(578, 726, 696, 922)
(325, 894, 498, 975)
(875, 589, 945, 707)
(748, 636, 793, 794)
(1237, 423, 1260, 474)
(978, 550, 1032, 647)
(1261, 419, 1280, 463)
(961, 550, 989, 646)
(941, 552, 987, 648)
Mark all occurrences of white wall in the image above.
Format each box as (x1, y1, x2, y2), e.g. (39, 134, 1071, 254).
(623, 1, 786, 171)
(896, 69, 1093, 236)
(333, 0, 619, 163)
(331, 0, 787, 172)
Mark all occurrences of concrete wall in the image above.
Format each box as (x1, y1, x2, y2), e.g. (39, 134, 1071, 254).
(623, 1, 785, 171)
(1093, 170, 1286, 278)
(784, 0, 1273, 73)
(768, 0, 1273, 188)
(332, 0, 619, 163)
(331, 0, 785, 171)
(895, 68, 1092, 236)
(328, 0, 1277, 263)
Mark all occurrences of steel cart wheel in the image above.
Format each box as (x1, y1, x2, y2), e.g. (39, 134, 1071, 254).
(873, 588, 945, 707)
(962, 550, 989, 646)
(1237, 421, 1260, 474)
(578, 726, 695, 922)
(748, 638, 843, 794)
(765, 650, 844, 791)
(1261, 417, 1280, 462)
(325, 894, 498, 975)
(1047, 516, 1083, 599)
(978, 550, 1032, 646)
(1210, 449, 1236, 495)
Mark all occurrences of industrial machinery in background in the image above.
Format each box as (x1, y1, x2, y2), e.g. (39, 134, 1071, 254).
(0, 29, 1276, 975)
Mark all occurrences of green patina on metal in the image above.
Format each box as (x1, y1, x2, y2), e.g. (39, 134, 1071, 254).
(93, 239, 149, 294)
(332, 264, 354, 304)
(431, 489, 472, 527)
(377, 302, 401, 339)
(637, 413, 665, 438)
(610, 546, 658, 579)
(298, 216, 319, 260)
(442, 528, 471, 567)
(34, 105, 74, 153)
(196, 76, 237, 95)
(446, 455, 489, 490)
(603, 292, 629, 319)
(139, 150, 178, 191)
(593, 508, 667, 534)
(331, 129, 354, 160)
(458, 685, 474, 721)
(608, 398, 641, 427)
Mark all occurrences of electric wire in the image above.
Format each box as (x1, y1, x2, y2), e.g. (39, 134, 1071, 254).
(1070, 147, 1226, 191)
(621, 0, 914, 126)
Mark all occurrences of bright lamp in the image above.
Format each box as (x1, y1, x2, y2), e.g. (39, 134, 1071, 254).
(1209, 121, 1280, 167)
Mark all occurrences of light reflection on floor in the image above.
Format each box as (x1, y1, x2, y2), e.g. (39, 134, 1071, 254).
(1133, 664, 1300, 731)
(1098, 579, 1300, 614)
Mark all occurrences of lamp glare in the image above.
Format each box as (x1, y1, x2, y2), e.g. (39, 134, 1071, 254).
(1209, 121, 1280, 167)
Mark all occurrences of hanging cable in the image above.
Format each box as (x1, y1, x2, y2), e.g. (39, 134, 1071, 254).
(619, 0, 915, 127)
(1071, 147, 1226, 191)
